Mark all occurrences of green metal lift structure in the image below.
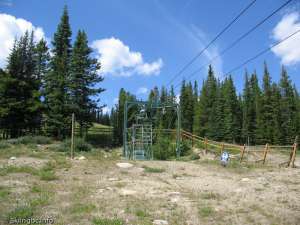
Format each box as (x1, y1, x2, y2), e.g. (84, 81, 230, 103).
(123, 100, 181, 160)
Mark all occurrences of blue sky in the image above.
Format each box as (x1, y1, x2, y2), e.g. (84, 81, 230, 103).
(0, 0, 300, 113)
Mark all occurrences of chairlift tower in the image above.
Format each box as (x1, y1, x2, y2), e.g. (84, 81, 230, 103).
(123, 100, 181, 160)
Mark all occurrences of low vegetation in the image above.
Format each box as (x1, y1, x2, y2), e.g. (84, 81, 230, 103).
(92, 218, 124, 225)
(142, 165, 165, 173)
(0, 136, 298, 225)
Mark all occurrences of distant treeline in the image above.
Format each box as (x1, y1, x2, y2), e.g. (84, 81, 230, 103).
(0, 6, 104, 139)
(112, 64, 300, 146)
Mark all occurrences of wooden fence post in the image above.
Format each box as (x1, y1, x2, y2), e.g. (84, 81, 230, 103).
(191, 134, 194, 148)
(71, 113, 75, 159)
(204, 137, 208, 154)
(289, 142, 297, 168)
(221, 143, 224, 155)
(240, 144, 246, 163)
(262, 143, 269, 164)
(288, 136, 298, 167)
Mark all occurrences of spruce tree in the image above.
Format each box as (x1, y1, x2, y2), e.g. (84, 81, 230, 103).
(212, 79, 224, 141)
(270, 83, 282, 144)
(242, 71, 262, 145)
(113, 89, 137, 145)
(222, 76, 240, 143)
(0, 32, 42, 137)
(194, 65, 218, 138)
(69, 30, 103, 137)
(44, 6, 72, 138)
(257, 63, 274, 143)
(180, 81, 194, 132)
(279, 66, 297, 144)
(34, 39, 50, 84)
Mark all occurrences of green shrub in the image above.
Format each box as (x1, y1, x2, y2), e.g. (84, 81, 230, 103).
(6, 136, 52, 145)
(0, 141, 10, 149)
(32, 136, 52, 144)
(180, 140, 192, 156)
(153, 137, 175, 160)
(63, 138, 92, 152)
(189, 153, 200, 160)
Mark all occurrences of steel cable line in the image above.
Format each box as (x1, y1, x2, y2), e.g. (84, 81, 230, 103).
(165, 0, 257, 87)
(174, 28, 300, 91)
(222, 29, 300, 77)
(172, 0, 294, 91)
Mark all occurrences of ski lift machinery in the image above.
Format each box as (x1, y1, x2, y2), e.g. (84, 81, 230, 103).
(123, 100, 181, 160)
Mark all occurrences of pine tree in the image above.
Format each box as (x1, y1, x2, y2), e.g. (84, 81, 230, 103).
(180, 81, 194, 132)
(242, 71, 262, 144)
(112, 89, 137, 145)
(34, 39, 50, 84)
(257, 63, 274, 143)
(222, 76, 240, 143)
(294, 87, 300, 140)
(159, 86, 168, 128)
(278, 66, 297, 144)
(270, 83, 281, 144)
(69, 30, 104, 137)
(165, 85, 177, 129)
(0, 32, 42, 137)
(213, 80, 225, 141)
(194, 65, 218, 138)
(44, 6, 72, 138)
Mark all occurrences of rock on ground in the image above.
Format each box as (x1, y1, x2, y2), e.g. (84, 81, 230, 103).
(116, 162, 133, 168)
(153, 219, 168, 225)
(120, 189, 137, 196)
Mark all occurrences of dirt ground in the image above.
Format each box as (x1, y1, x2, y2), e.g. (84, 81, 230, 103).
(0, 146, 299, 225)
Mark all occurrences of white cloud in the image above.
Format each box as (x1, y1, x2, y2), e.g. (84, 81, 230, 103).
(0, 13, 47, 68)
(91, 37, 163, 76)
(136, 59, 163, 76)
(136, 87, 148, 95)
(271, 12, 300, 65)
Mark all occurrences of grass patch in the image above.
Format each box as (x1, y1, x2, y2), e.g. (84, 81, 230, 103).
(199, 206, 214, 217)
(0, 163, 58, 181)
(71, 185, 91, 202)
(114, 182, 126, 188)
(7, 186, 53, 221)
(70, 203, 96, 214)
(7, 205, 34, 220)
(200, 191, 221, 200)
(143, 166, 165, 173)
(92, 218, 124, 225)
(0, 186, 10, 199)
(0, 165, 38, 176)
(30, 192, 51, 207)
(31, 184, 42, 193)
(38, 170, 57, 181)
(135, 209, 149, 218)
